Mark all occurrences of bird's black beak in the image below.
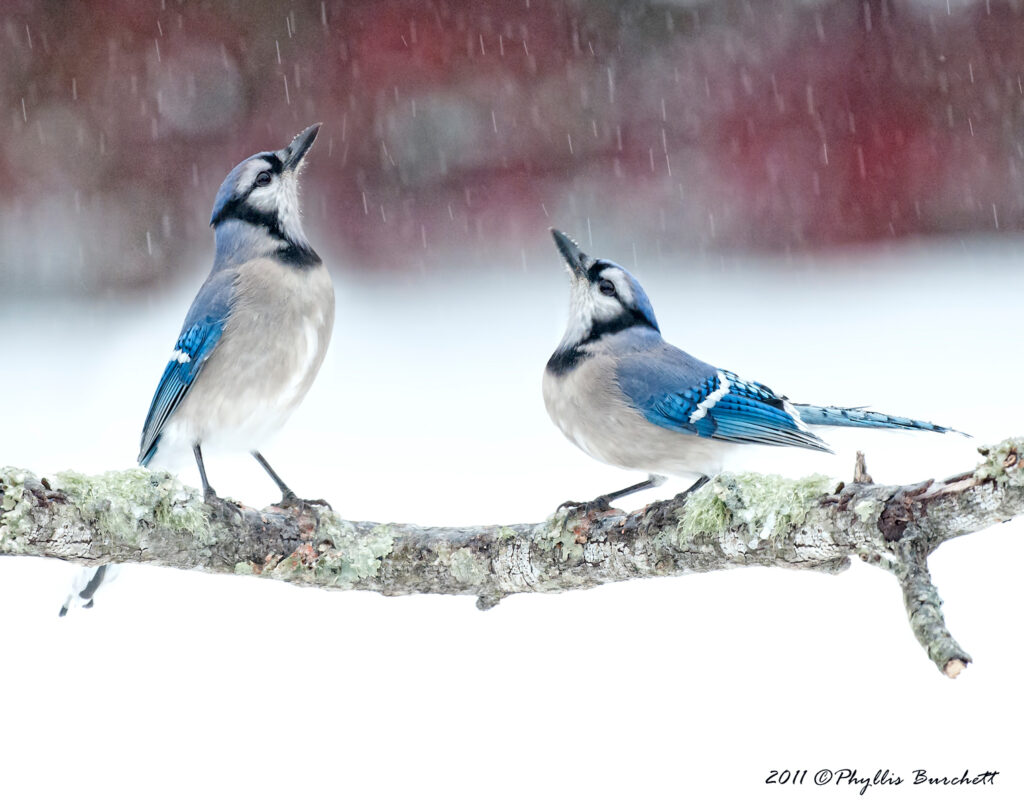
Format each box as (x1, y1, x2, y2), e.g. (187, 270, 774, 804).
(551, 229, 589, 278)
(280, 123, 321, 170)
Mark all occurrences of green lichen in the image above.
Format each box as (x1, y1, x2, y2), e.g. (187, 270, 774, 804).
(853, 497, 884, 525)
(674, 488, 731, 544)
(432, 541, 453, 567)
(535, 514, 584, 562)
(300, 514, 395, 587)
(974, 438, 1024, 487)
(53, 468, 210, 543)
(0, 467, 36, 553)
(449, 546, 487, 585)
(673, 472, 837, 547)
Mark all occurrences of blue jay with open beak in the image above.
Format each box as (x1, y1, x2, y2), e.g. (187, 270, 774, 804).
(61, 124, 334, 615)
(542, 229, 961, 510)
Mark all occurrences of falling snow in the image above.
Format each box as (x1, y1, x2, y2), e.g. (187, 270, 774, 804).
(1, 3, 1023, 801)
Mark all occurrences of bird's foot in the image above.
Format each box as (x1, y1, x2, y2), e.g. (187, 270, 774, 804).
(275, 492, 333, 512)
(272, 494, 332, 531)
(203, 489, 242, 520)
(556, 496, 614, 516)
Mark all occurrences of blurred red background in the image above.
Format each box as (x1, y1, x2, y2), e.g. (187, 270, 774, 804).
(1, 0, 1021, 293)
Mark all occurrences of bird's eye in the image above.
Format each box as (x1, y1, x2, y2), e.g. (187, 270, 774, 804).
(598, 279, 616, 296)
(255, 171, 272, 187)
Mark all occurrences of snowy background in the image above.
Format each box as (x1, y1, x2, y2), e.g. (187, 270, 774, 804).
(2, 1, 1023, 803)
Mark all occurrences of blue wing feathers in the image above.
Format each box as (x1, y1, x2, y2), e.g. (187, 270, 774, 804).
(616, 346, 830, 452)
(138, 319, 224, 465)
(613, 336, 958, 449)
(645, 372, 829, 451)
(138, 269, 235, 465)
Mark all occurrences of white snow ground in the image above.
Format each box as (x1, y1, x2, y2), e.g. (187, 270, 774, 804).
(1, 238, 1021, 804)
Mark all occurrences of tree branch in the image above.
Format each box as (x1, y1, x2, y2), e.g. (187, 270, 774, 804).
(2, 438, 1022, 676)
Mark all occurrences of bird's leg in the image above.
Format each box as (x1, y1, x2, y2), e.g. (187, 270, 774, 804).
(558, 474, 668, 514)
(251, 450, 294, 500)
(194, 443, 238, 517)
(193, 443, 217, 501)
(677, 474, 710, 501)
(252, 451, 332, 510)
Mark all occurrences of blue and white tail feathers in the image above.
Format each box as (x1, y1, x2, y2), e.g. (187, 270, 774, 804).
(792, 404, 967, 436)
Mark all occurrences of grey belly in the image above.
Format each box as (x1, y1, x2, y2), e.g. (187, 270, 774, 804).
(543, 366, 732, 477)
(162, 260, 334, 451)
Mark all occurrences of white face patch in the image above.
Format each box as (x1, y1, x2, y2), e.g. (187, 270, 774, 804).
(571, 267, 629, 319)
(689, 371, 732, 424)
(557, 266, 641, 354)
(235, 158, 309, 246)
(579, 267, 634, 323)
(233, 158, 273, 195)
(599, 267, 636, 308)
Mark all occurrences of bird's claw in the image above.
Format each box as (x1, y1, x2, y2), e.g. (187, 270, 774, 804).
(273, 495, 332, 530)
(556, 496, 613, 516)
(276, 494, 333, 512)
(203, 491, 242, 520)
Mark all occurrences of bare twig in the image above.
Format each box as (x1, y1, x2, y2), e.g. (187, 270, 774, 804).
(854, 451, 873, 484)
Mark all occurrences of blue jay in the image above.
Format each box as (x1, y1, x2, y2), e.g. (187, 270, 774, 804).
(60, 124, 334, 615)
(543, 229, 961, 510)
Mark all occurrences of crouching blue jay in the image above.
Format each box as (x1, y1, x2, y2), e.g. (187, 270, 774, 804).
(61, 124, 334, 615)
(543, 229, 962, 511)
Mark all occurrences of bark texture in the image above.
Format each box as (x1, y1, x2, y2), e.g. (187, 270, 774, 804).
(2, 438, 1022, 676)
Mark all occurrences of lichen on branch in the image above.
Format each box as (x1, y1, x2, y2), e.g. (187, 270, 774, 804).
(2, 437, 1022, 677)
